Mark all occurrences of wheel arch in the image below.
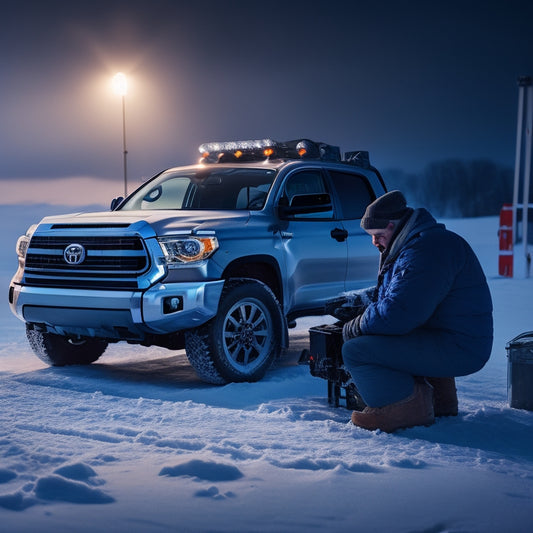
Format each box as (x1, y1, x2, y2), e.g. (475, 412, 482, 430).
(222, 254, 284, 306)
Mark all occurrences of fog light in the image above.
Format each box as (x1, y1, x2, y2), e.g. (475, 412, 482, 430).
(163, 296, 183, 314)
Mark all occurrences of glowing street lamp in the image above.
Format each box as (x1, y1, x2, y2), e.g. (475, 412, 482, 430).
(112, 72, 128, 197)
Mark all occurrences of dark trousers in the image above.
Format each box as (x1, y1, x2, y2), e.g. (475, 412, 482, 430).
(341, 329, 491, 407)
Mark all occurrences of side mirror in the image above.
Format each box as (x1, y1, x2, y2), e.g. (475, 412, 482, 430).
(278, 193, 332, 218)
(110, 197, 124, 211)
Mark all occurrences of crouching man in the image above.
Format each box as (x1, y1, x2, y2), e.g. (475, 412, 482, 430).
(341, 190, 493, 433)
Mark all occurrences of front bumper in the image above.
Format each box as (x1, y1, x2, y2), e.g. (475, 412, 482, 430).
(8, 280, 225, 340)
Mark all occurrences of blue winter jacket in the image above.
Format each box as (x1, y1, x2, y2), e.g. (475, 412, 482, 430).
(359, 208, 493, 351)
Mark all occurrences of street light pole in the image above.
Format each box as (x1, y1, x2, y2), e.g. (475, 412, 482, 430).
(120, 91, 128, 198)
(113, 73, 128, 197)
(513, 75, 533, 277)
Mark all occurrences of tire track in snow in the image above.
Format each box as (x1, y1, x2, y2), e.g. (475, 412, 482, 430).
(14, 423, 130, 444)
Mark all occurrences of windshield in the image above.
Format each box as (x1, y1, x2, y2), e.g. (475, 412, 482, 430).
(120, 167, 277, 211)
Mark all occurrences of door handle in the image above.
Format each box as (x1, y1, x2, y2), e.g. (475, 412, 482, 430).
(330, 228, 348, 242)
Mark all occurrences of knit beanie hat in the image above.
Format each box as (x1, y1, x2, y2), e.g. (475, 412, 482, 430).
(361, 190, 409, 230)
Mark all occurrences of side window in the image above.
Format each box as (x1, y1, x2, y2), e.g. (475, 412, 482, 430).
(282, 170, 333, 219)
(328, 170, 375, 220)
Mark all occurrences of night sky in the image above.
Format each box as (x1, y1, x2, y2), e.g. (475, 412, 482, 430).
(2, 0, 533, 196)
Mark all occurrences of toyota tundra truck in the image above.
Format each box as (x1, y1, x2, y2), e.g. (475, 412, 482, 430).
(9, 138, 386, 384)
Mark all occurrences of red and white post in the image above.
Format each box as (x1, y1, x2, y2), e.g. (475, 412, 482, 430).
(499, 204, 513, 277)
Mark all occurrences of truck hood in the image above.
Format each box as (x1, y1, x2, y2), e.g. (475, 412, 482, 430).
(38, 209, 252, 236)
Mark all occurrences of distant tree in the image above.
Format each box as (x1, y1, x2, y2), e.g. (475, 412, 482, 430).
(380, 168, 421, 208)
(382, 159, 513, 218)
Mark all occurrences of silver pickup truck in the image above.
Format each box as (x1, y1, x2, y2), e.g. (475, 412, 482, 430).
(9, 138, 386, 384)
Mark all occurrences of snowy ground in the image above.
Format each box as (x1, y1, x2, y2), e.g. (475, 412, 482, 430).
(1, 204, 533, 532)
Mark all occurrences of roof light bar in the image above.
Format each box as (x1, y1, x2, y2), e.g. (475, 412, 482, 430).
(199, 139, 276, 154)
(199, 139, 278, 163)
(198, 138, 358, 165)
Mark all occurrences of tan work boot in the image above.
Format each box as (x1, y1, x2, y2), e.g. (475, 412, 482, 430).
(426, 377, 458, 417)
(351, 381, 435, 433)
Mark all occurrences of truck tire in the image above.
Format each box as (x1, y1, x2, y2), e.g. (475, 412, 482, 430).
(26, 326, 108, 366)
(185, 279, 284, 384)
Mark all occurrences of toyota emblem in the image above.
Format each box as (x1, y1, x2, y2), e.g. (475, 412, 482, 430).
(64, 243, 86, 265)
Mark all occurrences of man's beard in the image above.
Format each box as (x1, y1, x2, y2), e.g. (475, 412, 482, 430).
(377, 244, 385, 253)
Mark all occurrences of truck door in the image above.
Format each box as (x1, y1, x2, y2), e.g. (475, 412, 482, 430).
(327, 170, 379, 291)
(276, 169, 348, 314)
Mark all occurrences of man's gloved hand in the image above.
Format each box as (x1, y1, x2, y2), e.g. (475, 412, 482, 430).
(342, 314, 363, 341)
(333, 303, 366, 322)
(325, 295, 366, 322)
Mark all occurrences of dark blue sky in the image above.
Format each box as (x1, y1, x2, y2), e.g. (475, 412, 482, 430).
(2, 0, 533, 189)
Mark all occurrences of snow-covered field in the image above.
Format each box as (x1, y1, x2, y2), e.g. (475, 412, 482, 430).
(1, 204, 532, 533)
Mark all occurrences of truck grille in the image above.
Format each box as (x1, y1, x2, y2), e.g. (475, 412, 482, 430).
(24, 235, 149, 289)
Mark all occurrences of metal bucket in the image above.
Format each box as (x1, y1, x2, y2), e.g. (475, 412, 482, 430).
(506, 331, 533, 411)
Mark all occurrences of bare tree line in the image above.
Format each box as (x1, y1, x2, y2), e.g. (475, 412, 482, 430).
(383, 159, 514, 218)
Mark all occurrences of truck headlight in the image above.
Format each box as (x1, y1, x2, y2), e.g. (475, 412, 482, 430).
(158, 236, 218, 264)
(16, 224, 38, 259)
